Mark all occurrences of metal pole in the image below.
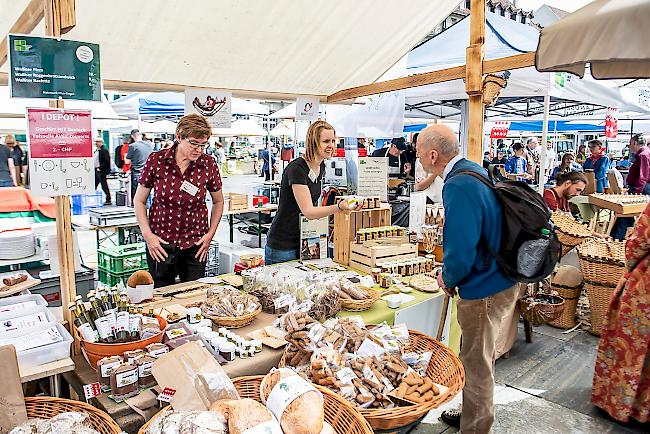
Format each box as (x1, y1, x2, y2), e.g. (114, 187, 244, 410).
(538, 94, 550, 195)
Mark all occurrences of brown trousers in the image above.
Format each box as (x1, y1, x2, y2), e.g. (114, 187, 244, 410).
(457, 284, 520, 434)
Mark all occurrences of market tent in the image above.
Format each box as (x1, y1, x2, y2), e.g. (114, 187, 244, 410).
(0, 0, 461, 99)
(270, 120, 295, 138)
(536, 0, 650, 79)
(213, 119, 267, 137)
(110, 92, 270, 119)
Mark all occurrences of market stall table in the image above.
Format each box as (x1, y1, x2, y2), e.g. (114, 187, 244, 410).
(222, 204, 278, 247)
(587, 194, 649, 235)
(21, 357, 75, 398)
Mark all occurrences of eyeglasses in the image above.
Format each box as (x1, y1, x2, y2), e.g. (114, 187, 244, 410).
(185, 138, 208, 150)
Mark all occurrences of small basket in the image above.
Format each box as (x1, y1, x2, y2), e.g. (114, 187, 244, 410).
(548, 283, 583, 329)
(585, 280, 617, 336)
(340, 287, 380, 312)
(279, 329, 465, 431)
(551, 213, 593, 257)
(201, 304, 262, 328)
(518, 294, 566, 325)
(25, 397, 121, 434)
(138, 376, 374, 434)
(577, 239, 626, 286)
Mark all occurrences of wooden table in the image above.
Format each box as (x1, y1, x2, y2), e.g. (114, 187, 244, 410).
(588, 194, 649, 235)
(21, 357, 75, 397)
(222, 204, 278, 247)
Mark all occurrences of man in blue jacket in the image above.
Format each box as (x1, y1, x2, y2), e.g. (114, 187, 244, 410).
(417, 125, 518, 434)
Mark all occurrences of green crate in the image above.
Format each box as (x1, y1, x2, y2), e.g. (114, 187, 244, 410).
(97, 243, 147, 273)
(98, 267, 145, 287)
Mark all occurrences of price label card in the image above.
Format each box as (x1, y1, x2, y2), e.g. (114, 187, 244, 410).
(157, 387, 177, 403)
(336, 367, 358, 384)
(83, 382, 101, 400)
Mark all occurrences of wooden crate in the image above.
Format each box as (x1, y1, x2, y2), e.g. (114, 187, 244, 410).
(337, 195, 382, 209)
(334, 205, 391, 265)
(349, 240, 418, 274)
(226, 192, 248, 211)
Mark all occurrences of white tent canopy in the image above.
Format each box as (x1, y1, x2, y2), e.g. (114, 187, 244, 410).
(1, 0, 460, 99)
(213, 119, 267, 137)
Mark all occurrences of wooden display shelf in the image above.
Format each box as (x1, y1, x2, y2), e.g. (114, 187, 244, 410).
(349, 240, 418, 274)
(588, 194, 649, 215)
(333, 205, 391, 266)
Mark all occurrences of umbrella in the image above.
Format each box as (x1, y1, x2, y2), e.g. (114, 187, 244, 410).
(270, 120, 295, 137)
(535, 0, 650, 79)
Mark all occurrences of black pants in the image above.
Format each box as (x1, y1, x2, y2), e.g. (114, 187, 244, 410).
(146, 244, 206, 288)
(130, 172, 140, 203)
(95, 170, 111, 203)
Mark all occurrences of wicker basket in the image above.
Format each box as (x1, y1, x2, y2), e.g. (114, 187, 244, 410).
(138, 376, 373, 434)
(551, 212, 593, 257)
(25, 397, 121, 434)
(340, 287, 381, 312)
(548, 283, 583, 329)
(518, 294, 566, 325)
(585, 280, 617, 336)
(577, 239, 626, 286)
(280, 330, 464, 431)
(201, 305, 262, 328)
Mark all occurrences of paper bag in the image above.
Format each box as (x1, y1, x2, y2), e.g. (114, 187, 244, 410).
(0, 345, 27, 433)
(151, 341, 239, 412)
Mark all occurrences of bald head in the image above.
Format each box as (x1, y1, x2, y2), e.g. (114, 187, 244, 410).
(417, 124, 460, 176)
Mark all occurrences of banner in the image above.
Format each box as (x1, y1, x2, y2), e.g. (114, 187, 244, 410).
(185, 89, 232, 128)
(295, 96, 320, 121)
(27, 108, 94, 196)
(605, 107, 618, 139)
(357, 157, 388, 202)
(489, 121, 510, 139)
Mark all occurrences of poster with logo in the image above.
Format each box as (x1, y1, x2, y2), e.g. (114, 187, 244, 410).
(8, 35, 101, 101)
(489, 121, 510, 139)
(300, 216, 328, 260)
(295, 96, 320, 121)
(27, 108, 94, 196)
(185, 88, 232, 128)
(357, 157, 388, 202)
(605, 107, 618, 139)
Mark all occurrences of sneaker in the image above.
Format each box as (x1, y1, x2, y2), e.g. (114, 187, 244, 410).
(104, 201, 112, 206)
(441, 408, 461, 428)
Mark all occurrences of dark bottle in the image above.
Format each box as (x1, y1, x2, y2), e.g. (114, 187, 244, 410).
(68, 303, 99, 343)
(88, 294, 114, 343)
(115, 293, 130, 341)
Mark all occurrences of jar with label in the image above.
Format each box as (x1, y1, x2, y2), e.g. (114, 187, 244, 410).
(380, 273, 391, 288)
(250, 339, 262, 353)
(237, 348, 248, 358)
(110, 363, 140, 401)
(211, 336, 227, 353)
(196, 326, 213, 338)
(248, 349, 256, 357)
(219, 342, 236, 362)
(218, 327, 228, 337)
(97, 356, 122, 392)
(124, 349, 145, 364)
(146, 343, 169, 358)
(371, 268, 381, 285)
(186, 307, 202, 324)
(136, 355, 157, 388)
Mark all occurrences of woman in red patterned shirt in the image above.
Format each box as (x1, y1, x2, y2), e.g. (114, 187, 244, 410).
(134, 114, 225, 288)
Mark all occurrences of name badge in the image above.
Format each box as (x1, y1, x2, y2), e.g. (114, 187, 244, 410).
(308, 169, 319, 183)
(180, 180, 199, 196)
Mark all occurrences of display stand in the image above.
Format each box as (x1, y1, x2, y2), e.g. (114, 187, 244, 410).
(333, 205, 391, 265)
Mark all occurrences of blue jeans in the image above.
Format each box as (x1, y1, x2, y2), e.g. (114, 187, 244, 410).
(264, 245, 299, 265)
(0, 180, 14, 187)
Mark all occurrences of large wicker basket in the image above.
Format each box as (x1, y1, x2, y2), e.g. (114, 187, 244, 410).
(548, 283, 583, 329)
(138, 376, 373, 434)
(577, 239, 626, 286)
(280, 329, 464, 431)
(25, 397, 121, 434)
(585, 280, 617, 336)
(551, 212, 593, 257)
(340, 287, 381, 312)
(518, 294, 566, 325)
(201, 304, 262, 328)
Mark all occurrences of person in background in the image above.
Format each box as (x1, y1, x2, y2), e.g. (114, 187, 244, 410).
(491, 150, 507, 165)
(505, 142, 530, 181)
(576, 144, 588, 165)
(626, 133, 649, 195)
(8, 137, 24, 186)
(134, 114, 224, 288)
(524, 137, 540, 183)
(417, 124, 517, 434)
(582, 139, 609, 193)
(617, 155, 631, 169)
(482, 151, 492, 169)
(0, 135, 17, 188)
(125, 128, 154, 202)
(544, 140, 556, 178)
(265, 121, 361, 265)
(94, 138, 112, 205)
(214, 142, 226, 165)
(550, 152, 582, 182)
(371, 137, 411, 178)
(229, 141, 236, 155)
(404, 134, 418, 177)
(260, 148, 277, 181)
(592, 201, 650, 425)
(543, 171, 587, 212)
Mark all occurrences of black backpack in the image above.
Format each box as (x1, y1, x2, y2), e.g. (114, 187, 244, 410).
(454, 170, 559, 283)
(114, 144, 125, 169)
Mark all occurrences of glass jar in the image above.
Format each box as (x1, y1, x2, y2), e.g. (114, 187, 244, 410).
(250, 339, 262, 353)
(219, 342, 236, 362)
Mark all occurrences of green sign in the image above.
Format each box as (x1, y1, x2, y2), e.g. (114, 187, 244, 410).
(8, 34, 101, 101)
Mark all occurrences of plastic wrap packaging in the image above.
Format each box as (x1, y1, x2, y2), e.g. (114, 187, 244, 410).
(9, 412, 99, 434)
(201, 288, 260, 318)
(260, 368, 324, 434)
(146, 410, 227, 434)
(209, 398, 281, 434)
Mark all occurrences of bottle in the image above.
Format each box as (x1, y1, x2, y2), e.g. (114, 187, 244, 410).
(68, 303, 99, 343)
(115, 293, 130, 341)
(128, 305, 140, 340)
(99, 290, 117, 339)
(88, 294, 114, 343)
(75, 295, 94, 326)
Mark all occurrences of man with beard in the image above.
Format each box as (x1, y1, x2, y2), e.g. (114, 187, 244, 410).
(543, 171, 587, 212)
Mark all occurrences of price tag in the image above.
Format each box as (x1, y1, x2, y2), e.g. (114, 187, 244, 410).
(83, 382, 101, 400)
(336, 367, 358, 384)
(157, 387, 177, 403)
(356, 338, 386, 358)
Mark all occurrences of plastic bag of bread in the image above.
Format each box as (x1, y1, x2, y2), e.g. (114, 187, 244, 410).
(210, 398, 282, 434)
(178, 411, 228, 434)
(127, 270, 155, 303)
(260, 368, 324, 434)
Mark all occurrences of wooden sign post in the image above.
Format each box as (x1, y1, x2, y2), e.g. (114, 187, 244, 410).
(465, 0, 486, 164)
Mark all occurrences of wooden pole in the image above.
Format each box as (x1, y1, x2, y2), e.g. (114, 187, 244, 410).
(465, 0, 486, 164)
(44, 0, 79, 354)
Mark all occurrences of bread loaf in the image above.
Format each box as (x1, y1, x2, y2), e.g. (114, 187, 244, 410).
(260, 368, 324, 434)
(210, 399, 278, 434)
(128, 269, 154, 287)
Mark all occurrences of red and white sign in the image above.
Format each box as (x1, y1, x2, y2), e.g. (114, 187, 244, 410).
(605, 107, 618, 139)
(27, 107, 94, 196)
(157, 387, 177, 403)
(83, 382, 102, 400)
(490, 121, 510, 139)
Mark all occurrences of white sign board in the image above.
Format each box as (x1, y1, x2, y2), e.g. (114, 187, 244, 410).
(409, 191, 427, 236)
(357, 157, 388, 202)
(295, 96, 320, 121)
(185, 88, 232, 128)
(300, 215, 328, 260)
(27, 107, 93, 196)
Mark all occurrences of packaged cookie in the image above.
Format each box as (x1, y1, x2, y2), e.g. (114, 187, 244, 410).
(97, 355, 122, 392)
(136, 354, 157, 388)
(110, 363, 140, 401)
